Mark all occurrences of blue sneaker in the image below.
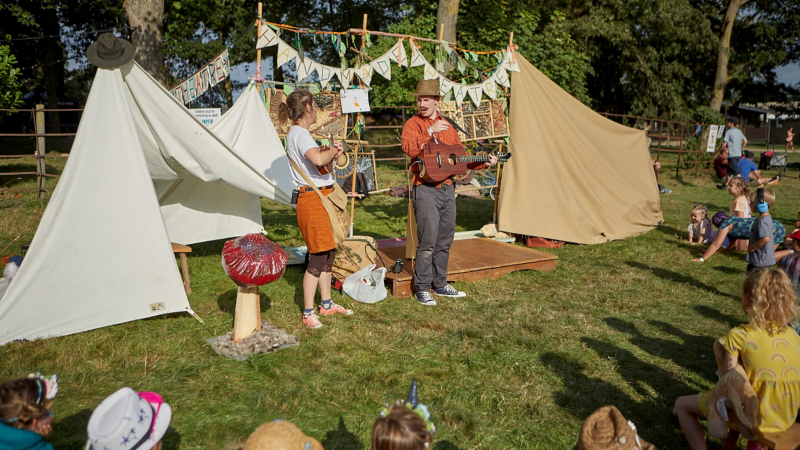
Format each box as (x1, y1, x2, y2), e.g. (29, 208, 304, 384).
(432, 284, 466, 298)
(414, 291, 437, 306)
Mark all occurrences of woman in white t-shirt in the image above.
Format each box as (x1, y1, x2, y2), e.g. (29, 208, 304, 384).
(279, 90, 354, 329)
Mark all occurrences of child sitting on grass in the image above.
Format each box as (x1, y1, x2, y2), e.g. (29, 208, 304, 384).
(728, 176, 751, 251)
(372, 407, 432, 450)
(688, 204, 715, 244)
(0, 374, 58, 450)
(675, 268, 800, 450)
(86, 388, 172, 450)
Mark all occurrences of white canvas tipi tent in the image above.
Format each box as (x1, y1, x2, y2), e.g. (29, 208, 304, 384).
(0, 61, 292, 345)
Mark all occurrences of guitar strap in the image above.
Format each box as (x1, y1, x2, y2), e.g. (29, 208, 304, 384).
(442, 115, 485, 151)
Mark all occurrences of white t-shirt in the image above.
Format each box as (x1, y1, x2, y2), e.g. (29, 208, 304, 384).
(286, 126, 334, 188)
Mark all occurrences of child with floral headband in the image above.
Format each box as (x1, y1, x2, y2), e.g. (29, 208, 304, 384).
(0, 374, 58, 450)
(372, 379, 435, 450)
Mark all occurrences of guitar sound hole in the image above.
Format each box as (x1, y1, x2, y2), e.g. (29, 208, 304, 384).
(448, 154, 458, 165)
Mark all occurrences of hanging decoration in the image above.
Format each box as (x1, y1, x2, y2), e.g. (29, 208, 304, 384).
(169, 49, 231, 105)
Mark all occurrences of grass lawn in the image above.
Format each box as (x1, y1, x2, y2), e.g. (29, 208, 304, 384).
(1, 144, 799, 449)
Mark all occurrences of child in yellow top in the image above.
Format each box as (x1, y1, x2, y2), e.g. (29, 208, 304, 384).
(675, 268, 800, 449)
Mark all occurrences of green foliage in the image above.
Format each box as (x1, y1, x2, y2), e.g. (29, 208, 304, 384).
(0, 45, 22, 111)
(693, 106, 724, 126)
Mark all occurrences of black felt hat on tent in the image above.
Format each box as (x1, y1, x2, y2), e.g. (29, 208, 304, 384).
(86, 33, 135, 69)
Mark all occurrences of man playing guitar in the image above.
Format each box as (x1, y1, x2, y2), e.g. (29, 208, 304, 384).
(401, 79, 497, 306)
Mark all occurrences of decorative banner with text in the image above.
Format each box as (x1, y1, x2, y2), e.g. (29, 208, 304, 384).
(169, 49, 231, 105)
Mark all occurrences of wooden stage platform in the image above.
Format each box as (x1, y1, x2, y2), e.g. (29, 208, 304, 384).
(376, 238, 558, 298)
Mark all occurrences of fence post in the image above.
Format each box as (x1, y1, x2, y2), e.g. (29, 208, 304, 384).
(35, 104, 46, 198)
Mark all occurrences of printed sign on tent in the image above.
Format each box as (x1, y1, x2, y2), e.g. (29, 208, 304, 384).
(707, 125, 719, 152)
(170, 49, 231, 105)
(190, 108, 221, 126)
(717, 125, 725, 139)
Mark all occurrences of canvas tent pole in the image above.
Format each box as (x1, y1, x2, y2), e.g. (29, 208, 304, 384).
(256, 2, 263, 94)
(349, 14, 368, 235)
(508, 32, 515, 62)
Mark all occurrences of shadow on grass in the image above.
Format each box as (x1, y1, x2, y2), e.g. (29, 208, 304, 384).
(694, 305, 744, 329)
(625, 260, 734, 298)
(712, 265, 741, 275)
(604, 317, 717, 383)
(162, 426, 182, 450)
(433, 441, 465, 450)
(51, 408, 92, 449)
(217, 289, 273, 315)
(321, 416, 365, 450)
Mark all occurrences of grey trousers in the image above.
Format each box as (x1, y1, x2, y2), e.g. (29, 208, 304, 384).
(412, 182, 456, 292)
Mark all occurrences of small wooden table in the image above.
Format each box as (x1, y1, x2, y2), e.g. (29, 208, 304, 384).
(171, 243, 192, 295)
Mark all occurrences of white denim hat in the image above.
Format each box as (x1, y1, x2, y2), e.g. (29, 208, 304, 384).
(85, 387, 172, 450)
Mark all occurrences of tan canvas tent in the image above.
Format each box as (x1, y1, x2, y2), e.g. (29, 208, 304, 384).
(498, 54, 662, 244)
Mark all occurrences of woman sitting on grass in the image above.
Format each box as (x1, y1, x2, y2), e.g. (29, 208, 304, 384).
(692, 212, 785, 263)
(0, 375, 58, 450)
(675, 268, 800, 450)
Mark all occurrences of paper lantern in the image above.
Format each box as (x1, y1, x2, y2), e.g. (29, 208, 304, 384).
(221, 234, 287, 287)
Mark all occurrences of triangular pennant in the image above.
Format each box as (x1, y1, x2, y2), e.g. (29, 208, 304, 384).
(338, 68, 354, 88)
(439, 40, 454, 57)
(503, 49, 520, 72)
(439, 78, 454, 97)
(316, 65, 336, 89)
(256, 27, 279, 48)
(276, 40, 297, 67)
(297, 57, 317, 81)
(410, 40, 426, 67)
(453, 84, 466, 106)
(386, 39, 408, 67)
(493, 66, 510, 88)
(356, 63, 373, 86)
(467, 84, 483, 107)
(372, 55, 392, 80)
(481, 78, 497, 100)
(457, 57, 466, 74)
(423, 61, 440, 80)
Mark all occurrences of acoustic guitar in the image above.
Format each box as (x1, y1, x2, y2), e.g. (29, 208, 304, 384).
(419, 142, 511, 183)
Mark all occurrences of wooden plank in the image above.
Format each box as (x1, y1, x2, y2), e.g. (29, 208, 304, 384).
(171, 243, 192, 253)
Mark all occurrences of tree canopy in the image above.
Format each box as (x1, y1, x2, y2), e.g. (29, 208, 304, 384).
(1, 0, 798, 119)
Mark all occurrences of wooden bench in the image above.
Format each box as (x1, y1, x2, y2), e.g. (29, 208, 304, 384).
(171, 243, 192, 295)
(759, 423, 800, 450)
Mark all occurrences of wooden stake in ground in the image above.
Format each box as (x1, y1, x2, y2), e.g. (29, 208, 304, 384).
(256, 2, 263, 94)
(233, 286, 261, 343)
(493, 143, 503, 225)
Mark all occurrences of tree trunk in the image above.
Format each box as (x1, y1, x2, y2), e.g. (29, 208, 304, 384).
(123, 0, 166, 86)
(709, 0, 748, 111)
(436, 0, 459, 74)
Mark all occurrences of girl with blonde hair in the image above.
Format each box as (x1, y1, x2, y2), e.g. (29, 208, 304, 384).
(728, 176, 751, 251)
(675, 268, 800, 449)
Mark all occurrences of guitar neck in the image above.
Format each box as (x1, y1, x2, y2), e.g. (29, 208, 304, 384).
(457, 155, 494, 163)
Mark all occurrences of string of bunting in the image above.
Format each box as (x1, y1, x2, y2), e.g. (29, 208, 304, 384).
(256, 25, 520, 108)
(169, 49, 232, 105)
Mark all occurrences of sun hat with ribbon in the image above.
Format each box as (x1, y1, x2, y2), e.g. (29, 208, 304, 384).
(85, 388, 171, 450)
(86, 33, 135, 69)
(573, 406, 653, 450)
(411, 79, 440, 97)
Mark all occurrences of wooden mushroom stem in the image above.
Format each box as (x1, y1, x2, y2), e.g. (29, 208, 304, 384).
(233, 285, 261, 343)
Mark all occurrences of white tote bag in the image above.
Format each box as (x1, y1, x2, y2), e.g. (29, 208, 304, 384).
(342, 264, 387, 304)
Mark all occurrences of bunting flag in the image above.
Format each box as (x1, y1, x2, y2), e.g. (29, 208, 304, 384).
(481, 78, 497, 100)
(372, 54, 393, 80)
(493, 66, 510, 88)
(439, 77, 454, 98)
(410, 41, 426, 67)
(338, 68, 354, 88)
(453, 83, 466, 106)
(316, 65, 336, 89)
(356, 64, 373, 86)
(423, 61, 440, 80)
(502, 49, 520, 72)
(467, 84, 483, 107)
(297, 57, 317, 81)
(256, 27, 279, 48)
(387, 39, 408, 67)
(170, 49, 230, 105)
(276, 40, 297, 67)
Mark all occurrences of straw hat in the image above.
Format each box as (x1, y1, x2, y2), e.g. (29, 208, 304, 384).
(86, 33, 135, 69)
(411, 79, 440, 97)
(243, 420, 323, 450)
(573, 406, 653, 450)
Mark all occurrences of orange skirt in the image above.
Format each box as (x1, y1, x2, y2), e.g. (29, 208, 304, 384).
(296, 187, 336, 253)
